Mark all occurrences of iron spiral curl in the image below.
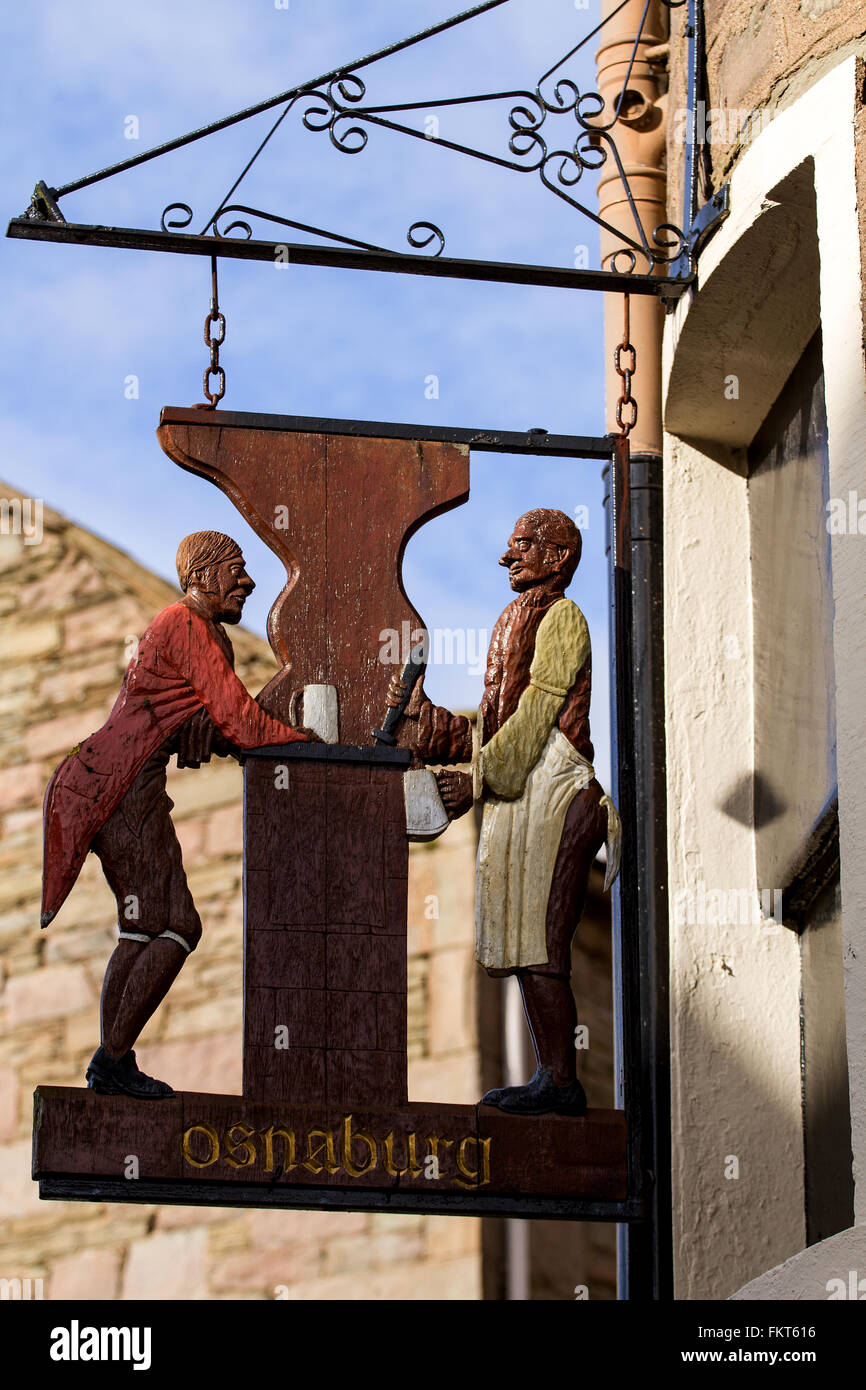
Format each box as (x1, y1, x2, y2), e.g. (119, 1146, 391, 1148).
(160, 0, 688, 278)
(160, 200, 446, 260)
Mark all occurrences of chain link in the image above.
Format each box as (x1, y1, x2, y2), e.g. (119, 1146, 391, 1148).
(615, 292, 637, 436)
(202, 257, 226, 407)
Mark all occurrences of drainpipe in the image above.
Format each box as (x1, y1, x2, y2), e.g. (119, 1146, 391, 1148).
(596, 0, 669, 452)
(597, 0, 672, 1301)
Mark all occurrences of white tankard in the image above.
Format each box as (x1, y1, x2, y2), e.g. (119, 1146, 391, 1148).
(288, 684, 340, 744)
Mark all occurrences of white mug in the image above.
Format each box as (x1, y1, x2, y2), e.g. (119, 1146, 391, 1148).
(289, 684, 339, 744)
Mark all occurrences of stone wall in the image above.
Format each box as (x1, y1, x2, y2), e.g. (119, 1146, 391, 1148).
(667, 0, 866, 221)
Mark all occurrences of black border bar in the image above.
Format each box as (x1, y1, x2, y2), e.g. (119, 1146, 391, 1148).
(158, 405, 615, 460)
(6, 219, 689, 298)
(39, 1175, 643, 1223)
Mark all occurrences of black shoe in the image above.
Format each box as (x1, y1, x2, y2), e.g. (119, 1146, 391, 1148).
(86, 1046, 174, 1099)
(480, 1065, 587, 1117)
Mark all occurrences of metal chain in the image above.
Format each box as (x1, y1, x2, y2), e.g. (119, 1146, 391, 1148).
(202, 256, 226, 407)
(614, 292, 637, 437)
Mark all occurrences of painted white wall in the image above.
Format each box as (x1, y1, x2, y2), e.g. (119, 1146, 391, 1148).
(662, 435, 805, 1299)
(730, 1223, 866, 1301)
(811, 64, 866, 1227)
(662, 53, 866, 1296)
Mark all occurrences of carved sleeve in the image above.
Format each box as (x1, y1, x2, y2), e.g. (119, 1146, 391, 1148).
(157, 606, 307, 749)
(415, 701, 474, 764)
(480, 599, 590, 799)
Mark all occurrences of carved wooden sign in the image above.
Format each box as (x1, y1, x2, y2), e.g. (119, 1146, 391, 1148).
(33, 408, 626, 1218)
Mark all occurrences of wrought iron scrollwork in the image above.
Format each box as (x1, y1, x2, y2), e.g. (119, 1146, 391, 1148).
(161, 204, 194, 233)
(20, 0, 701, 284)
(162, 0, 687, 276)
(159, 201, 446, 260)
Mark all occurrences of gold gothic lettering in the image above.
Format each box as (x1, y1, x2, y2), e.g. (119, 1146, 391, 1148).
(383, 1130, 408, 1177)
(181, 1123, 220, 1168)
(481, 1137, 491, 1185)
(261, 1126, 297, 1174)
(454, 1135, 492, 1189)
(342, 1115, 377, 1177)
(179, 1117, 491, 1188)
(224, 1122, 257, 1168)
(425, 1135, 454, 1162)
(406, 1132, 423, 1180)
(302, 1127, 340, 1175)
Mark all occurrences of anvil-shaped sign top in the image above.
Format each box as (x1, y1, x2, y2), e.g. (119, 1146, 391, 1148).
(157, 408, 470, 744)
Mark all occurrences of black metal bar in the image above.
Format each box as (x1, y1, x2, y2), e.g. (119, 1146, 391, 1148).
(158, 404, 616, 459)
(606, 447, 671, 1301)
(239, 743, 410, 767)
(38, 1175, 643, 1223)
(6, 217, 688, 297)
(670, 0, 703, 281)
(684, 0, 702, 239)
(49, 0, 514, 200)
(687, 184, 730, 260)
(604, 441, 641, 1298)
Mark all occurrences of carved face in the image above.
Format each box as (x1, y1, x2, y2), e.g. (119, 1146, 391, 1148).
(191, 553, 255, 624)
(499, 516, 568, 592)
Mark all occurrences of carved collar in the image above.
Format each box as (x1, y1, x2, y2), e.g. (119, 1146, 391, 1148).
(180, 594, 234, 665)
(515, 586, 566, 611)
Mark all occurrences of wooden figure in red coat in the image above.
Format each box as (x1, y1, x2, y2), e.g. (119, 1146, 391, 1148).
(40, 531, 315, 1099)
(388, 508, 621, 1116)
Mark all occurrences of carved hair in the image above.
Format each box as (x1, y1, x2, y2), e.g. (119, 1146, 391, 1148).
(518, 508, 582, 584)
(176, 531, 243, 592)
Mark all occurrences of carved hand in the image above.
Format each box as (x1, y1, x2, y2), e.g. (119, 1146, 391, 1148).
(435, 769, 474, 821)
(385, 673, 426, 721)
(210, 727, 238, 759)
(385, 675, 406, 708)
(175, 708, 219, 768)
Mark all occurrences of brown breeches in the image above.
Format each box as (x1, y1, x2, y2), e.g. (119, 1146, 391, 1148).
(91, 757, 202, 947)
(90, 751, 201, 1057)
(516, 778, 608, 1086)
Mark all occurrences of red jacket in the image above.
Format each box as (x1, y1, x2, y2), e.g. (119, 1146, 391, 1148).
(41, 599, 304, 927)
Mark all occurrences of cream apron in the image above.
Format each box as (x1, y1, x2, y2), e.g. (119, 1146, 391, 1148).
(474, 727, 595, 972)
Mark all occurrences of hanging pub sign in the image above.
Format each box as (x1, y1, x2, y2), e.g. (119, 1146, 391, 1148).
(33, 408, 631, 1219)
(9, 0, 714, 1236)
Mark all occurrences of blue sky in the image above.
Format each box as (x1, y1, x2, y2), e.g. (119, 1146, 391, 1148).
(2, 0, 612, 786)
